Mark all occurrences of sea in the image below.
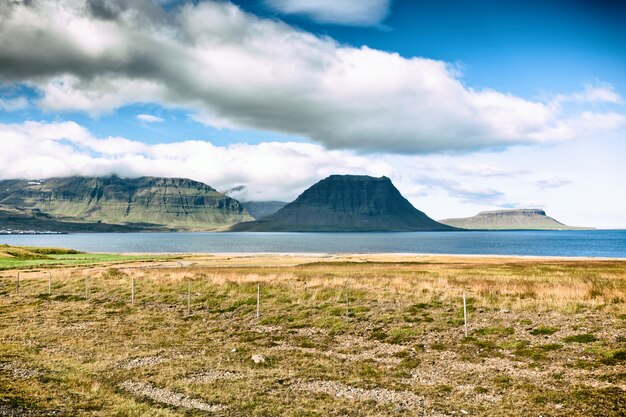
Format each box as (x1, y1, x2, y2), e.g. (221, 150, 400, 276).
(1, 230, 625, 258)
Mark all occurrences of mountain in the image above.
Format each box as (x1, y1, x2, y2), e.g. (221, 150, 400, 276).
(240, 201, 288, 219)
(439, 209, 590, 230)
(0, 176, 253, 231)
(230, 175, 455, 232)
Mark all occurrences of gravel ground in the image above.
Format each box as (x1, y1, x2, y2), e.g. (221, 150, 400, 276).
(119, 381, 226, 412)
(0, 362, 39, 379)
(292, 379, 423, 409)
(184, 370, 242, 383)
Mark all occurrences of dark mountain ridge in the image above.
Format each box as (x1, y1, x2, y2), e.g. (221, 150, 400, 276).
(231, 175, 455, 232)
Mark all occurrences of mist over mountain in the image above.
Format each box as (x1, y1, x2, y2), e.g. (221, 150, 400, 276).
(231, 175, 455, 232)
(239, 201, 288, 220)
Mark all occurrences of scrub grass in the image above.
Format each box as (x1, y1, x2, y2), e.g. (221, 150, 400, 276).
(0, 253, 624, 416)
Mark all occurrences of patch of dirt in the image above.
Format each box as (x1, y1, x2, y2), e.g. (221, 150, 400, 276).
(293, 379, 423, 409)
(184, 370, 242, 383)
(251, 325, 281, 333)
(290, 327, 328, 337)
(119, 380, 226, 412)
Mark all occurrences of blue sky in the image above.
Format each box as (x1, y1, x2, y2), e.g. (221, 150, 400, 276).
(236, 0, 626, 95)
(0, 0, 625, 227)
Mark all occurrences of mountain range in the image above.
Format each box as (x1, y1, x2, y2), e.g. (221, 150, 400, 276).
(0, 175, 589, 233)
(0, 176, 251, 232)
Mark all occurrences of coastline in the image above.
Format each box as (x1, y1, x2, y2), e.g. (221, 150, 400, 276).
(85, 252, 626, 262)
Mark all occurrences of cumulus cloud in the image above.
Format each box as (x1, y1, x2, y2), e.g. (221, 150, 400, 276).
(0, 0, 623, 154)
(0, 120, 394, 202)
(136, 113, 163, 123)
(0, 96, 28, 111)
(264, 0, 391, 26)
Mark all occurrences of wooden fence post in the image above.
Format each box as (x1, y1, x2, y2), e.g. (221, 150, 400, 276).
(345, 287, 349, 323)
(187, 281, 191, 315)
(256, 283, 260, 320)
(463, 292, 468, 337)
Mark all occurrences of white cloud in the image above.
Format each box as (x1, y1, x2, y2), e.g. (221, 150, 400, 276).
(536, 178, 571, 189)
(0, 96, 28, 111)
(264, 0, 391, 26)
(453, 164, 530, 178)
(556, 84, 623, 104)
(1, 120, 625, 228)
(0, 0, 623, 154)
(37, 75, 165, 116)
(136, 113, 164, 123)
(0, 120, 392, 202)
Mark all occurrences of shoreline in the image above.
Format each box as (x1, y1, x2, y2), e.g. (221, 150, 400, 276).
(93, 251, 626, 261)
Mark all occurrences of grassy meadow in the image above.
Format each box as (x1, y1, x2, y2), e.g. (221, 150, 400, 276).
(0, 244, 175, 270)
(0, 251, 625, 416)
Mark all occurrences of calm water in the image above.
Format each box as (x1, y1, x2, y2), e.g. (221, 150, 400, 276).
(1, 230, 625, 258)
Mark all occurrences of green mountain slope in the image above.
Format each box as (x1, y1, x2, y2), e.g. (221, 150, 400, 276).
(0, 176, 253, 231)
(231, 175, 455, 232)
(439, 209, 590, 230)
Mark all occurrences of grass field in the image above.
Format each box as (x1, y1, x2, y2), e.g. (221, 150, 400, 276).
(0, 244, 175, 270)
(0, 252, 625, 416)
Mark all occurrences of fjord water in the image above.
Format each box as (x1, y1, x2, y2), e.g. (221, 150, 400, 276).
(1, 230, 625, 258)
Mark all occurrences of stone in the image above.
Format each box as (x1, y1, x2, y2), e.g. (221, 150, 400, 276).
(251, 354, 265, 364)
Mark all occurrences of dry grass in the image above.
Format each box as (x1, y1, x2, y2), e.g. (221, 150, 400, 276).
(0, 254, 625, 416)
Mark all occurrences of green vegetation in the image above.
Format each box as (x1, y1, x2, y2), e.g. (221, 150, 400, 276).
(529, 326, 559, 335)
(564, 333, 599, 344)
(0, 245, 170, 270)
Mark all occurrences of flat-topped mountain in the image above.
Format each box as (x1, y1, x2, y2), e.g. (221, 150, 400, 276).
(0, 176, 252, 231)
(231, 175, 455, 232)
(440, 209, 589, 230)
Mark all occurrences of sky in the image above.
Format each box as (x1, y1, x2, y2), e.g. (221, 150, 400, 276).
(0, 0, 625, 228)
